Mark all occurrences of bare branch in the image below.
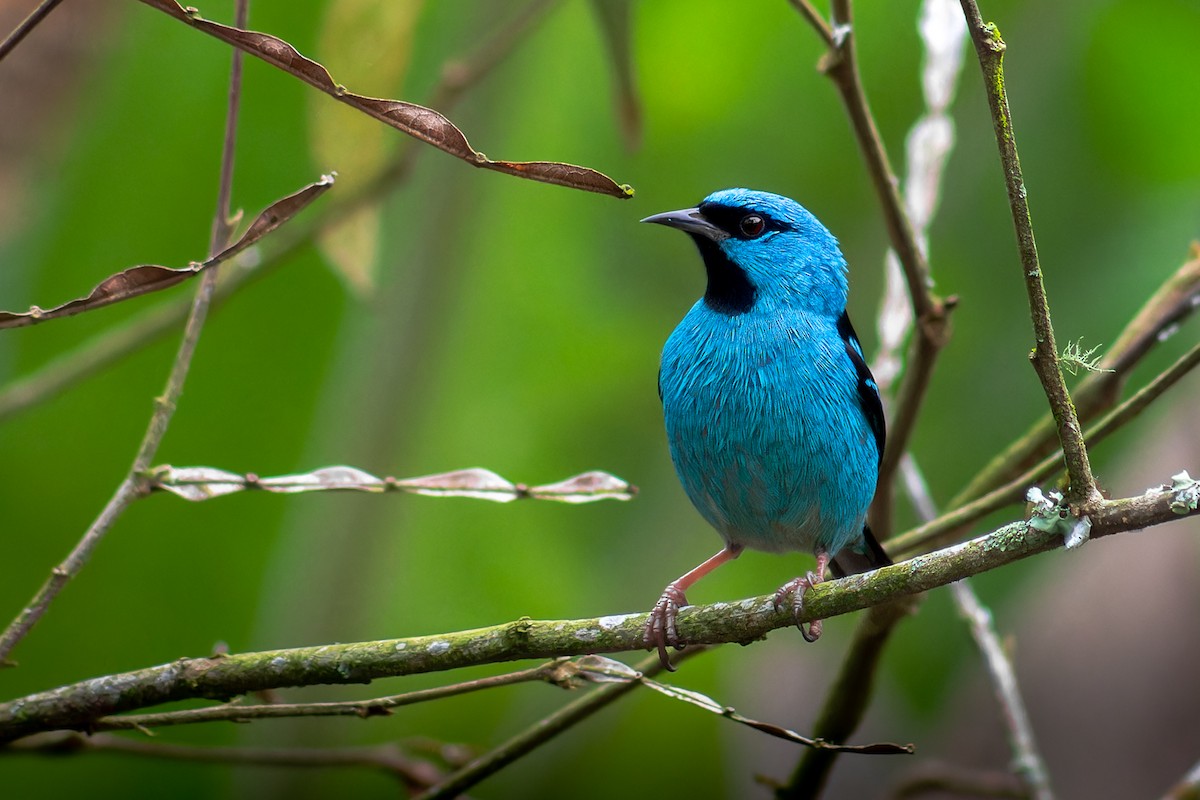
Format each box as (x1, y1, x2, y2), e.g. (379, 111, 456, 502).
(413, 652, 674, 799)
(892, 339, 1200, 556)
(0, 0, 563, 423)
(959, 0, 1100, 508)
(2, 477, 1195, 744)
(0, 0, 64, 62)
(94, 660, 581, 731)
(0, 4, 257, 664)
(788, 0, 956, 539)
(7, 732, 442, 788)
(955, 247, 1200, 506)
(951, 582, 1054, 799)
(786, 0, 834, 46)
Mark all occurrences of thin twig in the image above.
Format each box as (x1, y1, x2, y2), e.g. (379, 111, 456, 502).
(0, 0, 250, 665)
(959, 0, 1100, 508)
(414, 651, 678, 800)
(7, 732, 441, 789)
(905, 454, 1055, 799)
(891, 339, 1200, 557)
(790, 0, 955, 539)
(954, 247, 1200, 506)
(786, 0, 834, 46)
(0, 0, 64, 62)
(2, 480, 1196, 744)
(777, 6, 968, 793)
(148, 464, 634, 504)
(777, 599, 916, 799)
(951, 582, 1054, 799)
(898, 455, 1055, 799)
(137, 0, 629, 198)
(95, 660, 578, 731)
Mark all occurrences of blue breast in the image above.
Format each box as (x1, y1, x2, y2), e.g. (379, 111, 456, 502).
(660, 297, 879, 555)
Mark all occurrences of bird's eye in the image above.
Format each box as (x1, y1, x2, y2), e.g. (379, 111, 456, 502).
(739, 214, 766, 238)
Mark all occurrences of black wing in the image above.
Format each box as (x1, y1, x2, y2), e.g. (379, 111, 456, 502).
(836, 310, 886, 466)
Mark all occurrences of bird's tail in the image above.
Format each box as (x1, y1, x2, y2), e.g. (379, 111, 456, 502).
(830, 524, 892, 578)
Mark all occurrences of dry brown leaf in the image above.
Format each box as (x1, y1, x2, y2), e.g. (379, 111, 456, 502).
(0, 175, 334, 330)
(139, 0, 634, 199)
(152, 465, 637, 504)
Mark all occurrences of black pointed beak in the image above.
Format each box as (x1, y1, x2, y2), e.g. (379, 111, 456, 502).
(640, 207, 726, 241)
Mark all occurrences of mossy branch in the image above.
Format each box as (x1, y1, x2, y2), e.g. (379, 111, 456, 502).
(959, 0, 1100, 508)
(2, 477, 1195, 746)
(955, 246, 1200, 506)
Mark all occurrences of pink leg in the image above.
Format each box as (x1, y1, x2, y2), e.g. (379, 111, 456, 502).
(772, 549, 830, 643)
(645, 544, 743, 670)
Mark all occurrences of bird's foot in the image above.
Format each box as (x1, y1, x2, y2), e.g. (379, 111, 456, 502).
(772, 571, 824, 643)
(644, 584, 689, 671)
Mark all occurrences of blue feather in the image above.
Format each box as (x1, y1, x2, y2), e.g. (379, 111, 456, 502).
(641, 188, 890, 666)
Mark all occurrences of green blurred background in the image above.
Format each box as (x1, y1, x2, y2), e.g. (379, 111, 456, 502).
(1, 0, 1198, 797)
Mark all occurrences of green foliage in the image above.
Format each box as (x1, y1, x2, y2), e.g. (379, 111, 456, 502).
(1, 1, 1197, 798)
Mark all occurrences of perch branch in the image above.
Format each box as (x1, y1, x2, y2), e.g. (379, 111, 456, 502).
(2, 477, 1195, 744)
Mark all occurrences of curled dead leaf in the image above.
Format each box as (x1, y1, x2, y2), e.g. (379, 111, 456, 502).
(138, 0, 633, 198)
(0, 175, 333, 330)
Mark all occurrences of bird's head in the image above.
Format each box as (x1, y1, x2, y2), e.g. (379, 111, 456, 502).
(642, 188, 848, 317)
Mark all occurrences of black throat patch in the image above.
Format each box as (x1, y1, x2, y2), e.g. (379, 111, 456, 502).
(692, 236, 756, 315)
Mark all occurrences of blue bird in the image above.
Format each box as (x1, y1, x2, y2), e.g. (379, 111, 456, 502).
(641, 188, 890, 668)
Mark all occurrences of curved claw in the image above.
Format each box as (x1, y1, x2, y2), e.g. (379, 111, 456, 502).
(772, 570, 824, 642)
(644, 585, 689, 671)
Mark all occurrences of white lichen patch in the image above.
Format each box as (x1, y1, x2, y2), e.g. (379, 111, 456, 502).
(574, 628, 600, 642)
(1171, 470, 1199, 514)
(1064, 515, 1092, 549)
(394, 642, 408, 651)
(598, 614, 635, 630)
(269, 656, 287, 673)
(428, 640, 450, 655)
